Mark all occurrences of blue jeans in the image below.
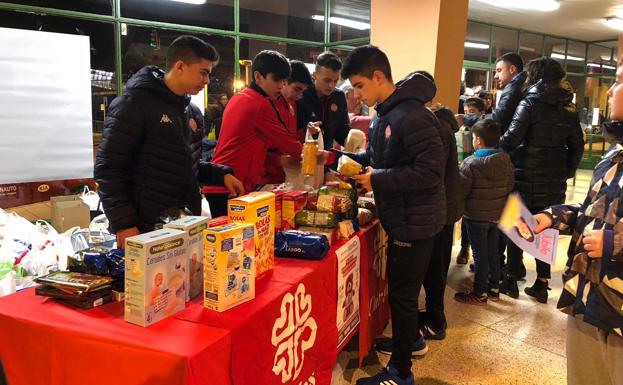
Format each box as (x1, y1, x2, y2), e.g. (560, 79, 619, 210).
(465, 219, 500, 295)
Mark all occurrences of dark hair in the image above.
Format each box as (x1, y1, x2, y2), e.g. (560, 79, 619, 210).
(166, 35, 219, 70)
(472, 118, 501, 147)
(477, 89, 492, 100)
(496, 52, 524, 73)
(525, 56, 566, 87)
(464, 97, 485, 113)
(252, 50, 291, 81)
(315, 51, 342, 72)
(289, 60, 313, 86)
(341, 45, 393, 82)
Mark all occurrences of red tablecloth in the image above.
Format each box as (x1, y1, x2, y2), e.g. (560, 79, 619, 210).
(0, 290, 232, 385)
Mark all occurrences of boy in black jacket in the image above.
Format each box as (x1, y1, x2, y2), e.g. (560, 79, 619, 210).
(340, 46, 446, 385)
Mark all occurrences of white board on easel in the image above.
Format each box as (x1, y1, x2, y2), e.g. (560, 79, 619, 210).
(0, 27, 93, 184)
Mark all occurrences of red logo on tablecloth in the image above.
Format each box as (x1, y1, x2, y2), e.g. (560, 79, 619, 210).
(271, 283, 318, 383)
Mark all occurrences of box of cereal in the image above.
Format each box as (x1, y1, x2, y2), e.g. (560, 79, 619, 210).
(124, 229, 187, 327)
(228, 192, 275, 276)
(282, 191, 308, 230)
(203, 223, 256, 311)
(164, 216, 209, 301)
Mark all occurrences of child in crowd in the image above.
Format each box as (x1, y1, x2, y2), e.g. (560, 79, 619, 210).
(455, 119, 514, 304)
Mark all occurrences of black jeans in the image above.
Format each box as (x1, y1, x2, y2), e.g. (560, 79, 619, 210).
(422, 223, 454, 330)
(460, 219, 470, 248)
(498, 232, 508, 267)
(506, 206, 551, 279)
(466, 219, 501, 295)
(388, 236, 435, 377)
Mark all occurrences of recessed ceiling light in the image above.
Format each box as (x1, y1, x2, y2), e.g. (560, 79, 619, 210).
(476, 0, 560, 12)
(170, 0, 207, 4)
(551, 53, 584, 61)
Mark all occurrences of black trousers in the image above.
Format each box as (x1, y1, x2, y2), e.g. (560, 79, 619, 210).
(506, 206, 551, 279)
(388, 236, 435, 377)
(422, 223, 454, 330)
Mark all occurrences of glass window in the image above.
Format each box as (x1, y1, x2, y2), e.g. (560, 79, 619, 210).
(121, 0, 234, 31)
(544, 36, 567, 66)
(464, 69, 489, 91)
(329, 0, 370, 42)
(587, 44, 616, 75)
(2, 0, 111, 14)
(519, 32, 543, 62)
(464, 21, 490, 64)
(491, 26, 517, 60)
(566, 41, 586, 74)
(121, 26, 235, 105)
(240, 0, 324, 42)
(0, 10, 116, 136)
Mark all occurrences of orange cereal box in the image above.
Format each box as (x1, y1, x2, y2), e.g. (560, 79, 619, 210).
(228, 192, 276, 276)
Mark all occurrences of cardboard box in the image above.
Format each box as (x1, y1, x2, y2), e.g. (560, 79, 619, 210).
(50, 195, 90, 232)
(228, 192, 276, 276)
(208, 216, 229, 228)
(124, 229, 187, 327)
(282, 191, 308, 230)
(274, 190, 287, 232)
(164, 216, 209, 301)
(203, 223, 255, 312)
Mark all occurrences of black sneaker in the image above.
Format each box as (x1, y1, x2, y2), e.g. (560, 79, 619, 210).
(487, 288, 500, 302)
(420, 323, 446, 340)
(375, 335, 429, 357)
(500, 273, 519, 299)
(456, 246, 470, 264)
(356, 366, 416, 385)
(525, 279, 550, 303)
(454, 291, 487, 305)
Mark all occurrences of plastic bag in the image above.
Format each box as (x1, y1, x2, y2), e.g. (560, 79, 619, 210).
(275, 231, 330, 260)
(80, 186, 101, 211)
(283, 128, 325, 191)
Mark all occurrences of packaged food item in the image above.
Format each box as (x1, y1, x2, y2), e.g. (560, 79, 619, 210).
(208, 216, 229, 228)
(124, 229, 187, 327)
(325, 181, 354, 190)
(357, 197, 376, 211)
(164, 216, 210, 300)
(35, 271, 113, 296)
(297, 226, 337, 246)
(228, 192, 275, 276)
(306, 194, 353, 214)
(337, 155, 363, 177)
(302, 140, 318, 176)
(357, 208, 375, 226)
(203, 223, 255, 312)
(275, 231, 330, 260)
(295, 210, 339, 228)
(337, 220, 360, 240)
(319, 185, 358, 205)
(35, 285, 112, 309)
(273, 190, 287, 232)
(282, 191, 308, 230)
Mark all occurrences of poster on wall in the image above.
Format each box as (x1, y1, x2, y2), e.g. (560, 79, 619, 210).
(0, 27, 93, 208)
(336, 236, 360, 347)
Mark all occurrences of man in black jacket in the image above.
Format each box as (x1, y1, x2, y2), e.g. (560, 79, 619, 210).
(297, 52, 351, 152)
(341, 46, 446, 385)
(95, 35, 243, 247)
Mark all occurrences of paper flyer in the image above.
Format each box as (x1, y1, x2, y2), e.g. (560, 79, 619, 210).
(498, 193, 559, 265)
(336, 236, 360, 347)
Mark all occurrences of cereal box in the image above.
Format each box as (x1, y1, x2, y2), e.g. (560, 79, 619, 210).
(124, 229, 187, 327)
(164, 216, 209, 301)
(209, 216, 229, 228)
(282, 191, 308, 230)
(203, 223, 256, 312)
(228, 192, 275, 276)
(274, 190, 287, 232)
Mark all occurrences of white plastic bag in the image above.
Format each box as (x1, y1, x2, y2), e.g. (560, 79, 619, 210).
(282, 128, 325, 191)
(80, 185, 101, 211)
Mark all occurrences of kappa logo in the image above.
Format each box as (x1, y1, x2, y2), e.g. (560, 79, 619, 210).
(160, 114, 172, 124)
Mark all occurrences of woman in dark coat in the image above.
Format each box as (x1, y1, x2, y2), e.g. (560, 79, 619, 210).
(499, 57, 584, 302)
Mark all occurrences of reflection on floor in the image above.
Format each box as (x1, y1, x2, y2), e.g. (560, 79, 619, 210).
(333, 170, 593, 385)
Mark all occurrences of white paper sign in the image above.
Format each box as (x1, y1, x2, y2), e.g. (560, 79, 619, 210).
(0, 27, 93, 184)
(336, 235, 360, 347)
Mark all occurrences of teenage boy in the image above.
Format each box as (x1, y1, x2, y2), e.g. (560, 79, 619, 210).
(95, 35, 244, 247)
(454, 119, 514, 305)
(340, 45, 446, 385)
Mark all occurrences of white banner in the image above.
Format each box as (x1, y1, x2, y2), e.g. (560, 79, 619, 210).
(0, 27, 93, 184)
(336, 235, 360, 347)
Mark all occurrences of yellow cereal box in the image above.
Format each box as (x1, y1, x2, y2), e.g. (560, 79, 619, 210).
(228, 192, 276, 276)
(203, 223, 256, 312)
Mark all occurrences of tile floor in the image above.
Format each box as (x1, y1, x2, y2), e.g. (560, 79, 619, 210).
(332, 170, 594, 385)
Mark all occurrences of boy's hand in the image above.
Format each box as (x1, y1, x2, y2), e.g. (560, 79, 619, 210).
(307, 121, 322, 135)
(117, 226, 140, 249)
(455, 114, 465, 126)
(582, 230, 604, 259)
(317, 150, 331, 165)
(351, 166, 373, 191)
(533, 213, 553, 234)
(224, 174, 245, 197)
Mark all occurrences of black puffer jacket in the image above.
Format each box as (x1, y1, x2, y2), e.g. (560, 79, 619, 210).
(460, 150, 515, 222)
(297, 86, 351, 149)
(433, 106, 464, 224)
(95, 66, 231, 234)
(346, 73, 446, 241)
(500, 79, 584, 209)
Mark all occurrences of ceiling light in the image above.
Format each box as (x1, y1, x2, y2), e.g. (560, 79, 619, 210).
(170, 0, 207, 4)
(587, 63, 616, 70)
(475, 0, 559, 12)
(519, 46, 536, 53)
(550, 53, 584, 61)
(311, 15, 370, 30)
(464, 42, 489, 49)
(604, 17, 623, 31)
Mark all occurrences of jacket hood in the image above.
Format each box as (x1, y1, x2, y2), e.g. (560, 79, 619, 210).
(432, 105, 459, 133)
(377, 72, 436, 115)
(126, 65, 190, 106)
(525, 78, 575, 107)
